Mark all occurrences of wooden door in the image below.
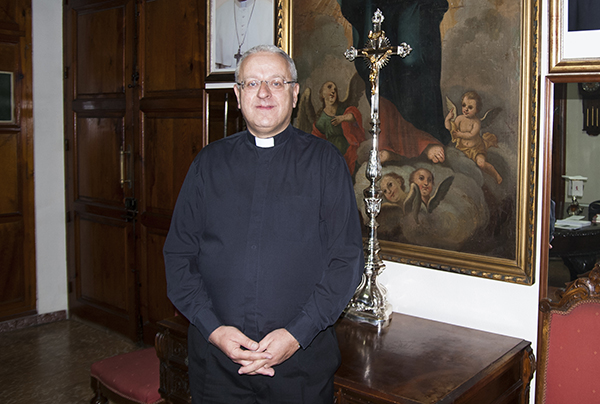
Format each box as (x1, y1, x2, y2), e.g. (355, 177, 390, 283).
(135, 0, 206, 343)
(64, 0, 139, 340)
(65, 0, 244, 343)
(0, 0, 36, 321)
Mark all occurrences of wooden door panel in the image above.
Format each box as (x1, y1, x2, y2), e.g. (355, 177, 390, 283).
(0, 221, 24, 309)
(142, 0, 204, 94)
(75, 5, 127, 95)
(139, 230, 172, 341)
(142, 115, 203, 215)
(76, 214, 132, 312)
(65, 0, 137, 340)
(0, 133, 19, 213)
(0, 0, 35, 321)
(76, 215, 129, 313)
(75, 115, 126, 205)
(136, 0, 206, 344)
(72, 212, 136, 338)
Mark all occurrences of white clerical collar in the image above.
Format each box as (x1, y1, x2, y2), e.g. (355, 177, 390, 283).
(236, 0, 252, 9)
(255, 136, 275, 148)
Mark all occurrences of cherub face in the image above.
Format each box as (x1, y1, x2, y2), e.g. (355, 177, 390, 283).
(321, 81, 338, 106)
(412, 169, 434, 199)
(381, 174, 404, 203)
(461, 98, 478, 118)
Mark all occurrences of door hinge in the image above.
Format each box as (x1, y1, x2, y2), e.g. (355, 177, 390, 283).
(64, 66, 69, 80)
(64, 139, 69, 152)
(122, 197, 138, 222)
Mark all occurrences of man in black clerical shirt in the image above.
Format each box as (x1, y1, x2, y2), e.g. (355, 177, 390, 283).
(163, 45, 364, 403)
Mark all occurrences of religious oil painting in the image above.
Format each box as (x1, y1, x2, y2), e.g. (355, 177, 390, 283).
(207, 0, 292, 79)
(292, 0, 539, 284)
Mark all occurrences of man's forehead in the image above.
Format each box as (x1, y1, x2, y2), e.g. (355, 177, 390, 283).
(240, 52, 289, 76)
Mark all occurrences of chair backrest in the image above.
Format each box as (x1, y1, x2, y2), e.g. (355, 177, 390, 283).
(536, 263, 600, 404)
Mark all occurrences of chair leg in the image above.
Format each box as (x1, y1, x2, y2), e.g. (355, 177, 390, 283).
(90, 377, 109, 404)
(90, 391, 108, 404)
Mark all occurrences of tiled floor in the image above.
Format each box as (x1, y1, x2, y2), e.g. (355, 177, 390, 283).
(0, 319, 142, 404)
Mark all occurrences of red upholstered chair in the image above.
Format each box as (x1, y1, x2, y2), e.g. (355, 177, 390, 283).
(536, 263, 600, 404)
(90, 347, 164, 404)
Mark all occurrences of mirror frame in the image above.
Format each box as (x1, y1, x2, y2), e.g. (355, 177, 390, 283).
(540, 73, 600, 300)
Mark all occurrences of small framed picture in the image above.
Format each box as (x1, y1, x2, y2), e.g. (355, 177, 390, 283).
(550, 0, 600, 73)
(0, 71, 14, 123)
(207, 0, 291, 81)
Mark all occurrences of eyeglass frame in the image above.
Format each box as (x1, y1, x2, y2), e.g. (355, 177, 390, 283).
(236, 79, 297, 91)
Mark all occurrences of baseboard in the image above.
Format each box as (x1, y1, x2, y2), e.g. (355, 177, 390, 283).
(0, 310, 68, 333)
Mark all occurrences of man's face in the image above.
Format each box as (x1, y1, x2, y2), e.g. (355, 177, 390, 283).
(234, 52, 300, 139)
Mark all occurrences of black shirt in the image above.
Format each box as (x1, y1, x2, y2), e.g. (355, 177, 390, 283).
(163, 125, 364, 348)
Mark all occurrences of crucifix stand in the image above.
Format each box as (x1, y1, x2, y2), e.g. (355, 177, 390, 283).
(343, 9, 412, 329)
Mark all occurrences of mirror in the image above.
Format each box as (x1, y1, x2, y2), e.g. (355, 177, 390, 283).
(546, 77, 600, 296)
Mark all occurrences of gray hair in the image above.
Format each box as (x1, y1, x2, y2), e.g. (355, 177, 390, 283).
(234, 44, 298, 83)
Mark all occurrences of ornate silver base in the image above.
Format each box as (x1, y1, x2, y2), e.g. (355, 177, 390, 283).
(344, 301, 392, 330)
(344, 270, 393, 329)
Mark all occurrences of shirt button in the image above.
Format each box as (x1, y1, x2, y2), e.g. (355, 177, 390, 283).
(251, 245, 257, 250)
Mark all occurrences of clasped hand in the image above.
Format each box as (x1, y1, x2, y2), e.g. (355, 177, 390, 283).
(208, 326, 300, 377)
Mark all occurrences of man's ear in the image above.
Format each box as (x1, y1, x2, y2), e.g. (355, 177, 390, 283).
(292, 83, 300, 108)
(233, 84, 242, 110)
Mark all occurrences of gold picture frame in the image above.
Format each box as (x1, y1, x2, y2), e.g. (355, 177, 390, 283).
(293, 0, 540, 284)
(549, 0, 600, 74)
(206, 0, 292, 81)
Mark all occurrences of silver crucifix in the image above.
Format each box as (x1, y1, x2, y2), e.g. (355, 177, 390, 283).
(344, 9, 412, 329)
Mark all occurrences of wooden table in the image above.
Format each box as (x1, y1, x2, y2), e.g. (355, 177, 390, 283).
(550, 223, 600, 280)
(156, 313, 535, 404)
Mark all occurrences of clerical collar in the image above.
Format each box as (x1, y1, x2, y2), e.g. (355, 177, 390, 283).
(247, 125, 292, 148)
(255, 137, 274, 148)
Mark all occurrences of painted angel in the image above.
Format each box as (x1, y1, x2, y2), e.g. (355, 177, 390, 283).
(296, 74, 366, 174)
(444, 91, 503, 184)
(403, 168, 454, 223)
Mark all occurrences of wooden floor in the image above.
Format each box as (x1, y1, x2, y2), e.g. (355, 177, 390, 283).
(0, 318, 143, 404)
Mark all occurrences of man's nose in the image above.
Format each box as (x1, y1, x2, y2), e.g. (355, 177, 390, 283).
(257, 81, 272, 97)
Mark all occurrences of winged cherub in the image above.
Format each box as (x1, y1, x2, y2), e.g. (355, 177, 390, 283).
(445, 91, 503, 184)
(403, 168, 454, 224)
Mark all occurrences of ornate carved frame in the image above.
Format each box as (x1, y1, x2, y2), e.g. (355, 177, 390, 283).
(376, 0, 540, 285)
(206, 0, 292, 81)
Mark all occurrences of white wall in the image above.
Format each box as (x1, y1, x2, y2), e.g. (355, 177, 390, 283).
(29, 0, 547, 399)
(32, 0, 68, 315)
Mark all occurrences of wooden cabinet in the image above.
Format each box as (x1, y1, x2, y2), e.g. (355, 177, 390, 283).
(155, 313, 535, 404)
(334, 314, 535, 404)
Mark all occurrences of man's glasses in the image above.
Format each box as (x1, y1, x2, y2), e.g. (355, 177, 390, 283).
(237, 78, 296, 92)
